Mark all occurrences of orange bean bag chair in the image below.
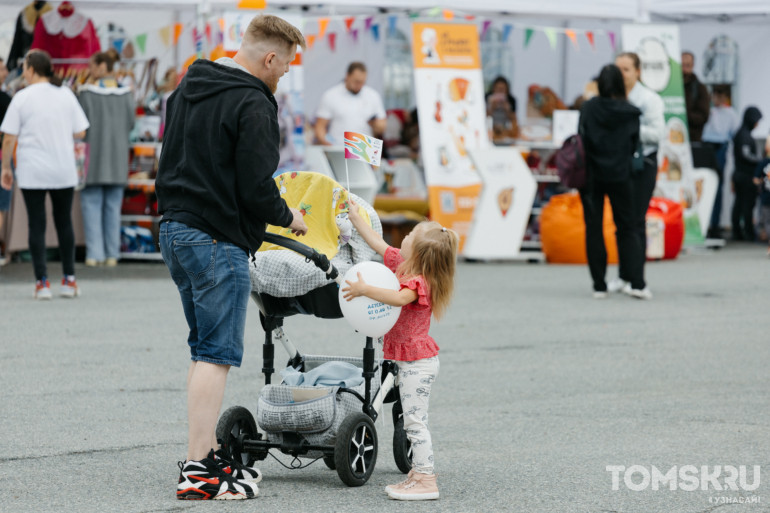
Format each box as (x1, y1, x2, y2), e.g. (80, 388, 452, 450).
(540, 192, 618, 264)
(645, 197, 684, 260)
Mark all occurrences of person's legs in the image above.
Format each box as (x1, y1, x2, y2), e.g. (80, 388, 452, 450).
(79, 185, 105, 263)
(607, 180, 644, 290)
(579, 184, 608, 293)
(731, 179, 745, 240)
(708, 142, 727, 235)
(20, 188, 48, 281)
(49, 187, 76, 277)
(159, 220, 250, 463)
(102, 185, 124, 261)
(387, 356, 440, 500)
(740, 183, 757, 241)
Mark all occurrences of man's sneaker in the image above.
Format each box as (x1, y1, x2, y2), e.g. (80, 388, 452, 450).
(60, 276, 80, 298)
(35, 279, 52, 300)
(622, 283, 653, 300)
(214, 448, 262, 483)
(387, 472, 439, 501)
(607, 278, 629, 293)
(593, 291, 608, 299)
(177, 450, 258, 500)
(385, 470, 416, 493)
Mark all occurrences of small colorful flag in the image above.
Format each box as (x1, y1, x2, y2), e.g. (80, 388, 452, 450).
(344, 132, 383, 167)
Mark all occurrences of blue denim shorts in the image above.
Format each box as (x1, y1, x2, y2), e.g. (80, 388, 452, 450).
(159, 220, 251, 367)
(0, 185, 11, 211)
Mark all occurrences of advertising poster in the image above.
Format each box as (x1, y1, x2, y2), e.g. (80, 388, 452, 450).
(464, 148, 537, 258)
(412, 22, 490, 252)
(622, 24, 705, 244)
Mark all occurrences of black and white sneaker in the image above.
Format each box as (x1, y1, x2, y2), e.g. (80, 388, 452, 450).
(177, 450, 258, 500)
(215, 448, 263, 483)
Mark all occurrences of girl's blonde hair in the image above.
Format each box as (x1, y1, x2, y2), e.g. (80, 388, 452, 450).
(396, 221, 459, 320)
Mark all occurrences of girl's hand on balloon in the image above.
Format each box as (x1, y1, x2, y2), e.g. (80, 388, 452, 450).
(342, 272, 368, 301)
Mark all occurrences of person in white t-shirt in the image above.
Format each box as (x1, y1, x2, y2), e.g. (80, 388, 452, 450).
(314, 62, 386, 146)
(0, 50, 90, 300)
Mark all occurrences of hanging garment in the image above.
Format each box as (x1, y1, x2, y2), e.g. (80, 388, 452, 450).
(7, 1, 53, 71)
(30, 2, 100, 73)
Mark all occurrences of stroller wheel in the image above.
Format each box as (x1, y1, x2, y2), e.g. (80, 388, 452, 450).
(323, 455, 336, 470)
(392, 416, 413, 474)
(334, 413, 378, 487)
(216, 406, 259, 467)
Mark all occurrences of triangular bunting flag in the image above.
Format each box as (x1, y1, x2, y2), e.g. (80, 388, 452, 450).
(218, 18, 225, 31)
(481, 20, 492, 39)
(543, 27, 557, 49)
(428, 7, 441, 17)
(351, 28, 359, 42)
(173, 23, 184, 46)
(608, 31, 617, 52)
(524, 27, 535, 48)
(344, 17, 355, 32)
(318, 18, 329, 39)
(113, 38, 124, 54)
(586, 31, 595, 50)
(565, 29, 578, 49)
(388, 15, 397, 36)
(408, 12, 419, 19)
(159, 26, 171, 47)
(464, 14, 476, 20)
(371, 24, 380, 41)
(443, 10, 454, 20)
(502, 24, 513, 43)
(328, 32, 337, 51)
(306, 34, 316, 49)
(135, 33, 147, 54)
(205, 23, 212, 44)
(364, 17, 373, 31)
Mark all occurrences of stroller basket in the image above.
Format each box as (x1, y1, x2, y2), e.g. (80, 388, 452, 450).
(257, 385, 337, 433)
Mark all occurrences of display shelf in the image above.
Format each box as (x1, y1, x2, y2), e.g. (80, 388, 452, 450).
(120, 252, 163, 261)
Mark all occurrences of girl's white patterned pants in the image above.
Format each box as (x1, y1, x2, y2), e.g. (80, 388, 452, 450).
(396, 356, 440, 474)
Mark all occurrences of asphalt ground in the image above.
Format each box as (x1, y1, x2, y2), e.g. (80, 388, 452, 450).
(0, 242, 768, 513)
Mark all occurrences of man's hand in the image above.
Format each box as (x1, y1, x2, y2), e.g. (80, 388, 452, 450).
(288, 208, 308, 236)
(1, 167, 13, 191)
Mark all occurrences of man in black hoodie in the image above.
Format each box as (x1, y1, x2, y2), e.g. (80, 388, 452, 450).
(731, 106, 762, 241)
(156, 15, 307, 500)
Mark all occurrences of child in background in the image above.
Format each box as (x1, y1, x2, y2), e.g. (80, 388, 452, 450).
(753, 135, 770, 255)
(342, 199, 459, 501)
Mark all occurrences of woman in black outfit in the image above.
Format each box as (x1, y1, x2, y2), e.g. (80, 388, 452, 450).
(578, 64, 645, 298)
(731, 106, 762, 241)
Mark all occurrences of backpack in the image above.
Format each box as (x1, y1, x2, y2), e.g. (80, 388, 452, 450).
(555, 134, 586, 189)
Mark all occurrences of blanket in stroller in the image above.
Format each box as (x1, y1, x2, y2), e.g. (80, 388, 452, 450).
(250, 172, 382, 297)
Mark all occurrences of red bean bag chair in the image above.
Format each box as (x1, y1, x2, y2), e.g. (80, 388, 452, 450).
(540, 192, 618, 264)
(645, 197, 684, 260)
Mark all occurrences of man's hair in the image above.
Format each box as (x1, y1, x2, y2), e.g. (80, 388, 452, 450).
(347, 62, 367, 75)
(244, 15, 306, 53)
(617, 52, 641, 71)
(712, 84, 730, 96)
(682, 51, 695, 61)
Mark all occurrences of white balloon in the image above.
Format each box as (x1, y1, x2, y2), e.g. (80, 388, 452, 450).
(339, 262, 402, 338)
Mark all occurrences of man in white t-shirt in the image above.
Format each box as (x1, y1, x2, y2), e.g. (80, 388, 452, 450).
(314, 62, 386, 146)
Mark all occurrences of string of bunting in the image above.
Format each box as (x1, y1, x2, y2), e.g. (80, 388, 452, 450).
(124, 12, 615, 57)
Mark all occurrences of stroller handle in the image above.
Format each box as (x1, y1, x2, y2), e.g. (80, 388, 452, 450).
(262, 232, 340, 282)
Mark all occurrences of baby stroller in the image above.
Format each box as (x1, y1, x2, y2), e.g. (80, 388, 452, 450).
(215, 172, 412, 487)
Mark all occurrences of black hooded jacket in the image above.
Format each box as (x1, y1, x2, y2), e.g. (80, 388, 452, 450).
(732, 106, 763, 182)
(579, 96, 641, 183)
(156, 59, 293, 253)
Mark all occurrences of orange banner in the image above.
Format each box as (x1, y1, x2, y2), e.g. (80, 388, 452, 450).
(412, 23, 480, 70)
(428, 184, 482, 251)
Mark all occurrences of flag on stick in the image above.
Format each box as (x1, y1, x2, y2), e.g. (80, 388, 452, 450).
(343, 131, 383, 190)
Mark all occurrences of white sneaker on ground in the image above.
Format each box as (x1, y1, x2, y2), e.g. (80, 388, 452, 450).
(622, 283, 653, 300)
(60, 277, 80, 298)
(35, 279, 52, 300)
(607, 278, 629, 293)
(593, 291, 608, 299)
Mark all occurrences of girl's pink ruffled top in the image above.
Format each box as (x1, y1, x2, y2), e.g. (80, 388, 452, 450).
(382, 246, 440, 362)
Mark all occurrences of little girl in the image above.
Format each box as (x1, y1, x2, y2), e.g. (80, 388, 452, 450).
(342, 199, 458, 501)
